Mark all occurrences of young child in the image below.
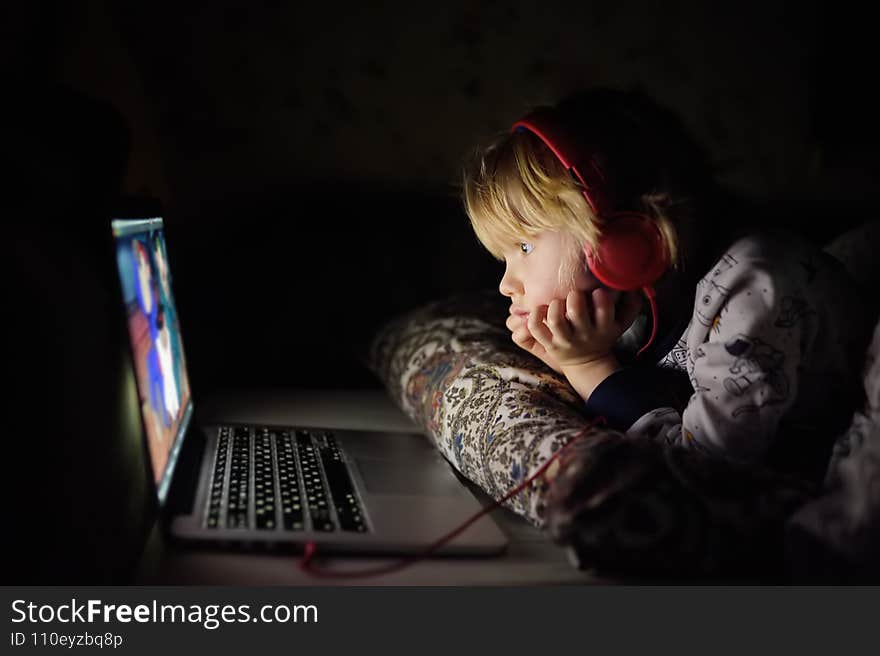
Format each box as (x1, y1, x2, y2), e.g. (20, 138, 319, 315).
(462, 87, 870, 480)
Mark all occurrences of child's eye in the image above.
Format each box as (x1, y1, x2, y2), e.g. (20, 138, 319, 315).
(519, 242, 534, 254)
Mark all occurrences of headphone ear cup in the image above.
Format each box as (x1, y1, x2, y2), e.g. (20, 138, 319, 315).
(585, 213, 668, 291)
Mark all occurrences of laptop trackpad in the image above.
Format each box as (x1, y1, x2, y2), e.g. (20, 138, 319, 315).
(355, 457, 466, 497)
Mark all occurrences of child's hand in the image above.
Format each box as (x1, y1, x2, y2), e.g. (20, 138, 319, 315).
(506, 312, 565, 374)
(528, 288, 642, 371)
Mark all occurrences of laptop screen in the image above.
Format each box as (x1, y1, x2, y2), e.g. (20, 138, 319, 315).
(111, 217, 193, 504)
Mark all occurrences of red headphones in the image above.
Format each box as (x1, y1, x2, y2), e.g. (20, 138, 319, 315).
(512, 107, 668, 357)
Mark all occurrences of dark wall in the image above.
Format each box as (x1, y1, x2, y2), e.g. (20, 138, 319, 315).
(10, 0, 879, 392)
(109, 0, 874, 202)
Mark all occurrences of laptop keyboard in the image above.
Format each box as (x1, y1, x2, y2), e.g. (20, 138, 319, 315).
(205, 426, 368, 533)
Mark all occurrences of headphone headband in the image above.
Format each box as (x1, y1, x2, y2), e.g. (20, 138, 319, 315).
(512, 111, 614, 219)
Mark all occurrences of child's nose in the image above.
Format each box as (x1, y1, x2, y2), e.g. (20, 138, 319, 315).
(499, 266, 522, 297)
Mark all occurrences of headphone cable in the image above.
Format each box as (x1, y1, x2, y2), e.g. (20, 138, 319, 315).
(298, 419, 605, 579)
(636, 286, 658, 358)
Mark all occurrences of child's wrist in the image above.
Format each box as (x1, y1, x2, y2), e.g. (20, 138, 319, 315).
(560, 353, 620, 375)
(560, 355, 621, 401)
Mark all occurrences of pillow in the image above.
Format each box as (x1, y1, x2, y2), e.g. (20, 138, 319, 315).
(367, 289, 606, 526)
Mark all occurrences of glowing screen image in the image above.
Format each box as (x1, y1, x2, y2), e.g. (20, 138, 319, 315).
(112, 218, 192, 492)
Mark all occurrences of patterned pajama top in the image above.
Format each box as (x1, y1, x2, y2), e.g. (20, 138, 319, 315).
(585, 229, 870, 475)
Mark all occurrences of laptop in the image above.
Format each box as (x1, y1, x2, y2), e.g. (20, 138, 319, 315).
(110, 213, 507, 556)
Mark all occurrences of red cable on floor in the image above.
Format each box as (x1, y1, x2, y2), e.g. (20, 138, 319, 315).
(298, 418, 605, 579)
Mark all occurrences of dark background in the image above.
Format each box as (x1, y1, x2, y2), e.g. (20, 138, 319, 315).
(6, 0, 879, 583)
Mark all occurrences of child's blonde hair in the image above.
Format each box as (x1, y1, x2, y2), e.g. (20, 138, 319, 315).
(462, 88, 711, 286)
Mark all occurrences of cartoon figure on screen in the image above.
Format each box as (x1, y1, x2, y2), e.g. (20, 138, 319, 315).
(132, 238, 168, 434)
(150, 231, 187, 415)
(155, 303, 180, 424)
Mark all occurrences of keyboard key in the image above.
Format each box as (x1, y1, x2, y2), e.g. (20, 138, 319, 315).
(320, 447, 368, 532)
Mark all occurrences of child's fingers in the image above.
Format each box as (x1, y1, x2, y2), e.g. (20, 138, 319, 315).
(545, 298, 572, 344)
(511, 326, 535, 349)
(591, 288, 620, 329)
(511, 322, 554, 362)
(527, 305, 554, 348)
(565, 289, 591, 333)
(529, 339, 549, 357)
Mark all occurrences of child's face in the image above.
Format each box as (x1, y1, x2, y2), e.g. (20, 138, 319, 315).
(498, 230, 597, 317)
